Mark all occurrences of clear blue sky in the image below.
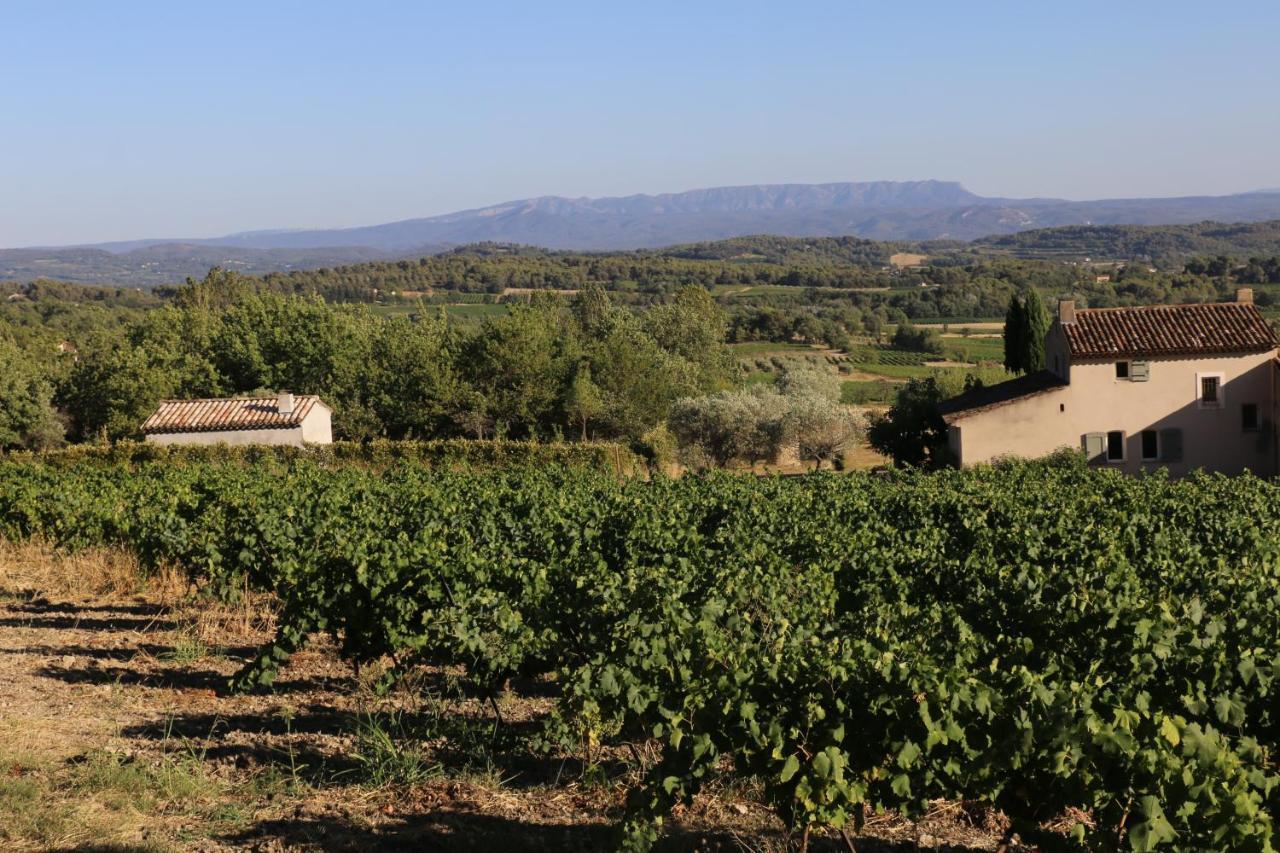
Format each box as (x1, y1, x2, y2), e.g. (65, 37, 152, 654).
(3, 0, 1278, 247)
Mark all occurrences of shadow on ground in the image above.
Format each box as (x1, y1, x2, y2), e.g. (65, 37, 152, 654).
(216, 811, 990, 852)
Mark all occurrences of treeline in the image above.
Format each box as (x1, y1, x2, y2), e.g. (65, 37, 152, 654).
(655, 234, 918, 265)
(232, 248, 911, 302)
(4, 270, 735, 452)
(974, 219, 1280, 266)
(196, 245, 1275, 326)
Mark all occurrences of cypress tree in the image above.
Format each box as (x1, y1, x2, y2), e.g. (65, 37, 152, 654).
(1003, 295, 1025, 373)
(1021, 291, 1050, 373)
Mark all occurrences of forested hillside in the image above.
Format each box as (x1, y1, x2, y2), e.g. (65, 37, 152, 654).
(9, 218, 1280, 287)
(975, 219, 1280, 265)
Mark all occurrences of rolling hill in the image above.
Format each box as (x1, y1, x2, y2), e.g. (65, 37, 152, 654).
(7, 181, 1280, 285)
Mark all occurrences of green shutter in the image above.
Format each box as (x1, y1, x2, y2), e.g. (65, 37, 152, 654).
(1160, 428, 1183, 461)
(1130, 361, 1150, 382)
(1083, 432, 1106, 463)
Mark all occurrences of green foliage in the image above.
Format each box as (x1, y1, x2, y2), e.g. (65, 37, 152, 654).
(975, 219, 1280, 266)
(1021, 289, 1050, 373)
(4, 438, 638, 474)
(890, 322, 944, 355)
(670, 366, 857, 469)
(564, 362, 605, 440)
(1002, 290, 1050, 374)
(0, 337, 64, 449)
(668, 386, 790, 468)
(48, 269, 730, 445)
(866, 377, 952, 468)
(2, 458, 1278, 849)
(1003, 294, 1024, 373)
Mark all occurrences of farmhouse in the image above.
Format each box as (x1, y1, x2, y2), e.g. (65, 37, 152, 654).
(142, 393, 333, 447)
(940, 289, 1279, 475)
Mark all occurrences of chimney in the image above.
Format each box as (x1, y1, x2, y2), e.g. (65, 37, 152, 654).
(1237, 287, 1254, 305)
(277, 391, 295, 415)
(1058, 299, 1076, 324)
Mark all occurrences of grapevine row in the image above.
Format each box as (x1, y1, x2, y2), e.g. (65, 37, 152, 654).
(0, 456, 1276, 849)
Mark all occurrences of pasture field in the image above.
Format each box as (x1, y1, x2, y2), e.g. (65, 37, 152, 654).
(0, 456, 1276, 850)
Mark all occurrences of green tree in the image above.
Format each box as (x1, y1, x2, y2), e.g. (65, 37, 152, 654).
(1002, 294, 1025, 373)
(0, 337, 64, 449)
(366, 314, 457, 439)
(866, 377, 952, 469)
(1003, 291, 1050, 374)
(58, 337, 178, 441)
(573, 281, 614, 338)
(642, 285, 732, 388)
(668, 386, 789, 468)
(588, 319, 699, 441)
(785, 392, 860, 471)
(564, 362, 605, 440)
(1020, 290, 1050, 373)
(463, 303, 574, 438)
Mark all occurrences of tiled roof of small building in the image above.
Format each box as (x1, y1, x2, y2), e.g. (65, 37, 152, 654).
(938, 371, 1068, 423)
(142, 396, 324, 434)
(1063, 302, 1276, 358)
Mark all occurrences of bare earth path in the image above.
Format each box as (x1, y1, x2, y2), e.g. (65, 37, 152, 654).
(0, 542, 1007, 852)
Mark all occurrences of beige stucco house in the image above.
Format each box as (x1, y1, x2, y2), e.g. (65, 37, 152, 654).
(142, 393, 333, 447)
(940, 289, 1279, 475)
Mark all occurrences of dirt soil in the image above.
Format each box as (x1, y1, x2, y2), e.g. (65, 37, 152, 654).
(0, 541, 1013, 852)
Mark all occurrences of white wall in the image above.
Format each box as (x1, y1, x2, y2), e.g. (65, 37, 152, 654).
(146, 426, 306, 447)
(300, 405, 333, 444)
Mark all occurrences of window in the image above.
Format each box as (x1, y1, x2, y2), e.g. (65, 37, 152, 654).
(1140, 430, 1159, 461)
(1202, 376, 1219, 403)
(1243, 403, 1260, 431)
(1115, 361, 1129, 379)
(1197, 372, 1224, 409)
(1106, 430, 1125, 462)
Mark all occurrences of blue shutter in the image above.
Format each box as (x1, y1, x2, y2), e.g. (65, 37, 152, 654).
(1130, 361, 1150, 382)
(1083, 432, 1106, 463)
(1160, 428, 1182, 462)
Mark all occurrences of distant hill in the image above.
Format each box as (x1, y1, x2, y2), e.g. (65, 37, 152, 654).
(190, 181, 1280, 251)
(0, 243, 420, 288)
(973, 220, 1280, 265)
(8, 180, 1280, 285)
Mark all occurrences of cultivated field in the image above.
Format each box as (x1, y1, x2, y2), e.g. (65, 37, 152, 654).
(1, 456, 1276, 850)
(0, 540, 998, 852)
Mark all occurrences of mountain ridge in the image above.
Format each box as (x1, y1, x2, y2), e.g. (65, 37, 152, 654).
(16, 180, 1280, 255)
(8, 181, 1280, 286)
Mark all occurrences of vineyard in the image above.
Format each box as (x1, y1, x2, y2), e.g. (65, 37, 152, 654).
(0, 455, 1277, 850)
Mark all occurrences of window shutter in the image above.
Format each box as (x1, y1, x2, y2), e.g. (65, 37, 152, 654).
(1130, 361, 1150, 382)
(1160, 428, 1182, 461)
(1083, 432, 1106, 463)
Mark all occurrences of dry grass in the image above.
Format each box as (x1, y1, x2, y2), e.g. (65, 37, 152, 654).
(0, 538, 181, 603)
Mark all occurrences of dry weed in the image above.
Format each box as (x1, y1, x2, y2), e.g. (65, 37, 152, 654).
(0, 537, 180, 601)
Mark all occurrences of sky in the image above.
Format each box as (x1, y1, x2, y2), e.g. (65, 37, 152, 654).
(2, 0, 1279, 247)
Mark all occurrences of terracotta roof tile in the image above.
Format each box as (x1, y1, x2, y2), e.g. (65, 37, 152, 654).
(142, 396, 324, 434)
(1063, 302, 1276, 358)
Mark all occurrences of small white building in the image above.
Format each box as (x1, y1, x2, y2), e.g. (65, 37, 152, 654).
(142, 393, 333, 447)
